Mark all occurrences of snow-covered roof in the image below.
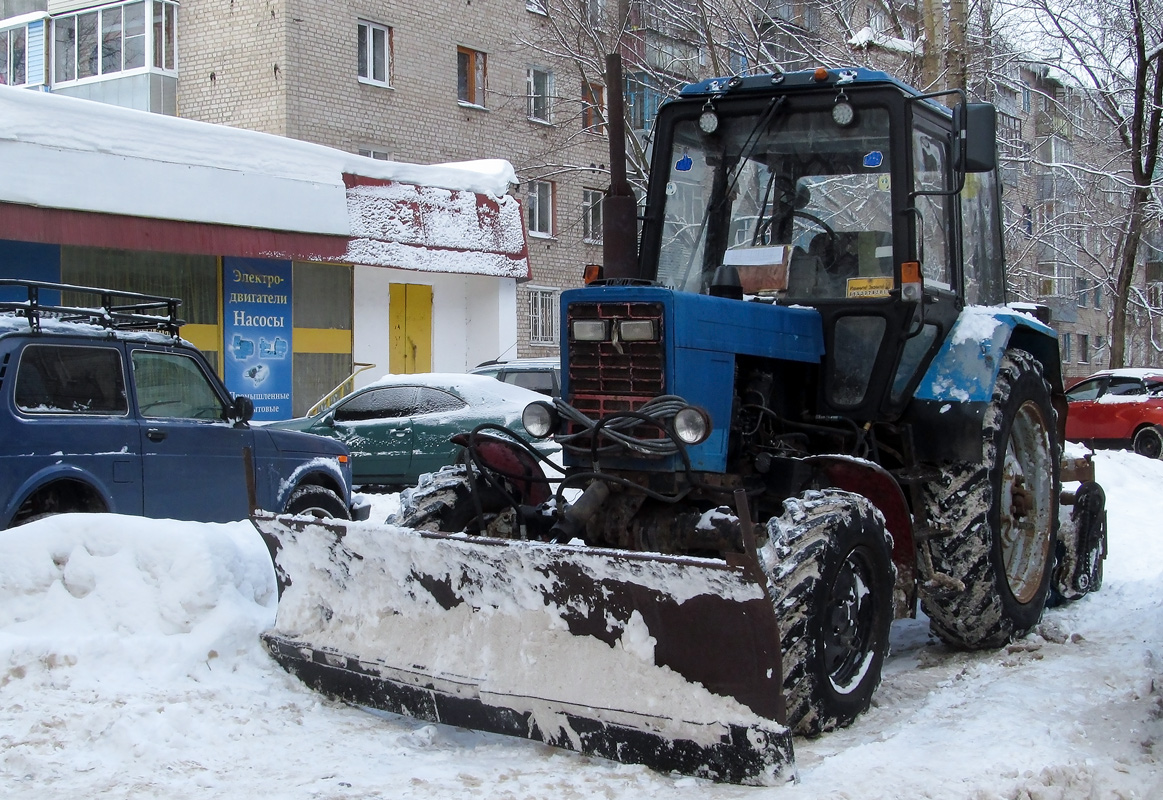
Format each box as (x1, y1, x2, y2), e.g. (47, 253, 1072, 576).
(847, 26, 922, 56)
(0, 85, 529, 278)
(1080, 367, 1163, 380)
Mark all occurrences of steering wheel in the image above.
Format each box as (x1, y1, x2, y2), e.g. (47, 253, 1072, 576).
(794, 210, 839, 271)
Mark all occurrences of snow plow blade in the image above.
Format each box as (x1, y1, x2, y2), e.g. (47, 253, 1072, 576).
(253, 512, 794, 785)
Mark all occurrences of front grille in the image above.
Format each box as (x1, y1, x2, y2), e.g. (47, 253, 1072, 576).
(566, 301, 665, 436)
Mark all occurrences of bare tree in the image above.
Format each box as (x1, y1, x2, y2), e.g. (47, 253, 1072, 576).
(509, 0, 926, 198)
(1004, 0, 1163, 367)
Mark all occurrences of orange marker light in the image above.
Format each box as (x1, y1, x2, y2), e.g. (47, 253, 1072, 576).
(337, 454, 349, 464)
(583, 264, 604, 284)
(813, 67, 830, 81)
(900, 261, 924, 302)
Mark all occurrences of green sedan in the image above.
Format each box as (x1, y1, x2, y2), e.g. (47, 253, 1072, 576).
(269, 373, 558, 487)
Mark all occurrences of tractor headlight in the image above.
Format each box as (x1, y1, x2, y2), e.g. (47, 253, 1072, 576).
(522, 401, 558, 439)
(673, 406, 711, 445)
(571, 319, 609, 341)
(618, 320, 657, 341)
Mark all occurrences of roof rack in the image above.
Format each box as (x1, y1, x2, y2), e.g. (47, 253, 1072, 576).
(0, 279, 184, 336)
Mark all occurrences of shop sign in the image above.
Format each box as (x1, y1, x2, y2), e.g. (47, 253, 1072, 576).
(223, 257, 293, 420)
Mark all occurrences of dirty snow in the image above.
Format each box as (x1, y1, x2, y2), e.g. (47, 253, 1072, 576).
(1, 450, 1161, 798)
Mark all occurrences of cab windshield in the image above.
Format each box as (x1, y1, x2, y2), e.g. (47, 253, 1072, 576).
(655, 105, 894, 301)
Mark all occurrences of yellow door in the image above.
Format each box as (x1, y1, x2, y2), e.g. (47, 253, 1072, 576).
(389, 283, 433, 374)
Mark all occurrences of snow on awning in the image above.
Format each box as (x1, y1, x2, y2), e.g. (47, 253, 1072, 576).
(344, 176, 530, 280)
(0, 85, 526, 278)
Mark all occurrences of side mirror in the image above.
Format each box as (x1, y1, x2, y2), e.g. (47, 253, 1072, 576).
(953, 102, 997, 173)
(320, 412, 335, 428)
(230, 395, 255, 424)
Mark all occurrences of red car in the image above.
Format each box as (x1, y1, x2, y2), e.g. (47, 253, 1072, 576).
(1065, 368, 1163, 458)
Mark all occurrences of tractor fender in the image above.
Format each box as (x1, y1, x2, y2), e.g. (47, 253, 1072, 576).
(914, 305, 1062, 404)
(451, 431, 552, 506)
(906, 305, 1066, 465)
(2, 463, 116, 528)
(803, 454, 916, 618)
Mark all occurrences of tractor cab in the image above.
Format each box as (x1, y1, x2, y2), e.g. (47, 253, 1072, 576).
(638, 68, 1005, 422)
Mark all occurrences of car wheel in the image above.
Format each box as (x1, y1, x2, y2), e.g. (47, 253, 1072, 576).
(1132, 425, 1163, 459)
(284, 485, 350, 519)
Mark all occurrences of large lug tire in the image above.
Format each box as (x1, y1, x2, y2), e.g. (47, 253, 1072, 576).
(393, 465, 514, 535)
(920, 348, 1059, 649)
(762, 489, 895, 737)
(284, 485, 351, 520)
(1133, 424, 1163, 459)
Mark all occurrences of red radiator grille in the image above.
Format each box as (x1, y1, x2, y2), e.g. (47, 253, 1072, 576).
(566, 302, 665, 438)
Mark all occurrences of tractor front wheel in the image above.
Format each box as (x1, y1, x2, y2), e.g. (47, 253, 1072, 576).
(763, 489, 895, 736)
(393, 465, 518, 535)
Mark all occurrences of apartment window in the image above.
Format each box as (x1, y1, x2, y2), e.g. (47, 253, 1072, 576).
(457, 46, 487, 107)
(357, 20, 392, 86)
(53, 1, 165, 84)
(583, 81, 605, 133)
(151, 0, 175, 70)
(867, 5, 888, 32)
(1022, 82, 1031, 112)
(585, 0, 605, 27)
(358, 147, 392, 160)
(1078, 334, 1089, 364)
(1038, 262, 1074, 298)
(1148, 260, 1163, 308)
(582, 189, 603, 244)
(527, 67, 553, 122)
(1, 25, 27, 86)
(626, 72, 662, 131)
(526, 180, 555, 237)
(528, 287, 560, 346)
(1061, 332, 1072, 363)
(1076, 276, 1090, 308)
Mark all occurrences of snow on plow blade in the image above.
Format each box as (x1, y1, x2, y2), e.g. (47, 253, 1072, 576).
(253, 512, 794, 785)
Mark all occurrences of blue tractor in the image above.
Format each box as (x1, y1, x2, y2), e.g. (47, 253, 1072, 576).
(257, 67, 1107, 784)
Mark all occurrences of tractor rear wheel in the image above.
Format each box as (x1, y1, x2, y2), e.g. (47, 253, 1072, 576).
(763, 489, 895, 736)
(920, 348, 1059, 649)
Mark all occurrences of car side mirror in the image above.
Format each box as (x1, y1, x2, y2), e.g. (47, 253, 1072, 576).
(320, 412, 335, 428)
(230, 395, 255, 424)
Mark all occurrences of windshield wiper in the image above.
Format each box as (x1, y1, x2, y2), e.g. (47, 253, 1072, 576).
(676, 96, 788, 291)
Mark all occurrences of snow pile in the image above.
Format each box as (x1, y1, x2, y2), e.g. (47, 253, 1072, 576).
(0, 516, 276, 687)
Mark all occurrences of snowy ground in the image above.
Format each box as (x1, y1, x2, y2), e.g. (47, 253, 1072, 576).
(1, 451, 1160, 799)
